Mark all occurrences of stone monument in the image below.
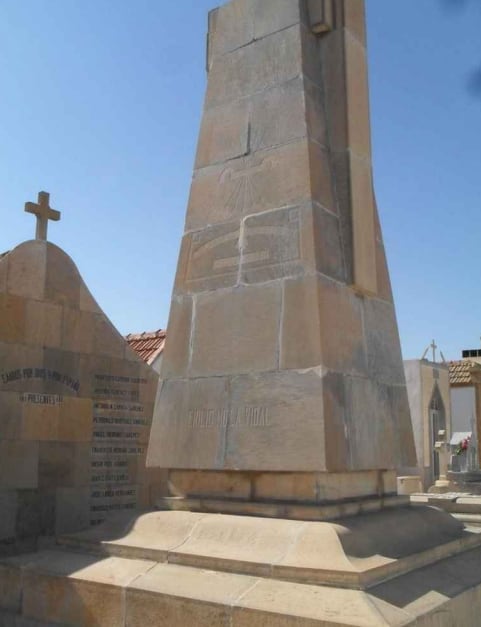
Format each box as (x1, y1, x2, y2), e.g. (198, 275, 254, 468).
(4, 3, 481, 626)
(0, 192, 160, 553)
(147, 0, 416, 511)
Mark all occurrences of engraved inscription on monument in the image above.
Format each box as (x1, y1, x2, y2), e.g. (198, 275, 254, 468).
(89, 374, 150, 526)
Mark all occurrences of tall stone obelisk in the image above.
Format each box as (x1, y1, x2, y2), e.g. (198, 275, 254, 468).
(147, 0, 416, 506)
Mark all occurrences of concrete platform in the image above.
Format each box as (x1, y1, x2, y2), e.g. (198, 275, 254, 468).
(57, 506, 481, 590)
(3, 507, 481, 625)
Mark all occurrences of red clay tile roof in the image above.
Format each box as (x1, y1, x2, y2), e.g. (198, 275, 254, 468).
(449, 360, 481, 385)
(125, 329, 166, 366)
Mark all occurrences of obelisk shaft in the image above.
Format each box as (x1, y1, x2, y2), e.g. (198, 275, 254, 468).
(147, 0, 415, 502)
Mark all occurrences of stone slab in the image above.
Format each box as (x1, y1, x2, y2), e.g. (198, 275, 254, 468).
(166, 469, 397, 503)
(4, 513, 481, 625)
(59, 506, 481, 590)
(0, 550, 155, 626)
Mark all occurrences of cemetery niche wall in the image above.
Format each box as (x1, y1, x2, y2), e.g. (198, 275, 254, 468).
(0, 235, 159, 554)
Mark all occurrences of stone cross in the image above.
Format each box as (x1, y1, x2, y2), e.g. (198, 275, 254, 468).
(434, 429, 450, 490)
(24, 191, 61, 241)
(430, 339, 438, 363)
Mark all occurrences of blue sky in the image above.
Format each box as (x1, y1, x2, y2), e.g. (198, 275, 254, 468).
(0, 0, 480, 361)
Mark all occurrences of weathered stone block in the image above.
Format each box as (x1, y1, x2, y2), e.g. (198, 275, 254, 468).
(195, 100, 249, 169)
(175, 222, 240, 294)
(0, 294, 26, 344)
(159, 297, 193, 379)
(374, 203, 393, 303)
(350, 155, 377, 294)
(363, 298, 405, 385)
(342, 0, 367, 47)
(55, 487, 91, 535)
(0, 562, 22, 612)
(169, 470, 252, 500)
(0, 442, 38, 489)
(191, 284, 281, 376)
(344, 32, 370, 158)
(281, 275, 366, 374)
(79, 283, 102, 313)
(318, 29, 347, 152)
(254, 473, 319, 502)
(208, 0, 254, 60)
(20, 554, 148, 626)
(187, 139, 312, 231)
(0, 491, 17, 542)
(206, 23, 302, 107)
(21, 401, 60, 441)
(93, 316, 125, 358)
(45, 244, 80, 308)
(127, 563, 252, 627)
(61, 308, 95, 354)
(322, 371, 349, 472)
(42, 347, 80, 395)
(240, 206, 304, 284)
(25, 300, 62, 348)
(224, 370, 326, 471)
(253, 0, 303, 41)
(249, 77, 309, 154)
(6, 241, 46, 301)
(308, 140, 336, 214)
(330, 151, 353, 283)
(0, 255, 7, 294)
(304, 77, 327, 148)
(231, 578, 383, 626)
(281, 275, 322, 370)
(15, 489, 55, 539)
(312, 204, 345, 281)
(57, 397, 92, 442)
(343, 377, 394, 470)
(387, 385, 417, 469)
(147, 377, 231, 469)
(0, 344, 44, 394)
(0, 391, 21, 440)
(38, 442, 91, 488)
(127, 587, 230, 626)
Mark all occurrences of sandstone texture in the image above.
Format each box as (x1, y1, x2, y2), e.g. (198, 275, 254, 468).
(147, 0, 416, 488)
(0, 241, 160, 553)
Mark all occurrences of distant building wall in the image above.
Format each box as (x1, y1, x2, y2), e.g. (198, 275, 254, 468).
(451, 387, 476, 433)
(403, 359, 451, 491)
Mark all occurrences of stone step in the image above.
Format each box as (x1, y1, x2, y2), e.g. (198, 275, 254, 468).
(0, 547, 464, 627)
(57, 506, 481, 591)
(4, 540, 481, 626)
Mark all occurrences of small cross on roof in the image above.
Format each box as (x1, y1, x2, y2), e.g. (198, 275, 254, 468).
(24, 191, 61, 241)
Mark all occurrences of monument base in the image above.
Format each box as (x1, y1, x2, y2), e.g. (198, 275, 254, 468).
(156, 493, 408, 522)
(3, 506, 481, 626)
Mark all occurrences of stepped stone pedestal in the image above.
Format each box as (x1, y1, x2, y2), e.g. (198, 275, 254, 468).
(3, 1, 481, 626)
(3, 508, 481, 626)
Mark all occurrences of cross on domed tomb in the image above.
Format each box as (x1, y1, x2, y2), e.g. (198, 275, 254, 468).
(24, 190, 61, 241)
